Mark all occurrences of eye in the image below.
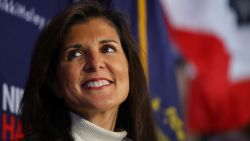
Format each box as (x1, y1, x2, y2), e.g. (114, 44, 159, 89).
(101, 45, 116, 53)
(67, 49, 83, 61)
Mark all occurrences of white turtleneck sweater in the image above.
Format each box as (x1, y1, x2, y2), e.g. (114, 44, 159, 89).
(70, 112, 129, 141)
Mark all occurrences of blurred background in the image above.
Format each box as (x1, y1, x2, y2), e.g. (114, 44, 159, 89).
(0, 0, 250, 141)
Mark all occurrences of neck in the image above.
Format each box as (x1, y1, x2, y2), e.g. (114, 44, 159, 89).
(76, 108, 118, 131)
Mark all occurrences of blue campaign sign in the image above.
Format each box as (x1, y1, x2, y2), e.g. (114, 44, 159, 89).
(0, 0, 72, 140)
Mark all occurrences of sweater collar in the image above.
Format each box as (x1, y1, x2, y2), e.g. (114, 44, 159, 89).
(70, 112, 127, 141)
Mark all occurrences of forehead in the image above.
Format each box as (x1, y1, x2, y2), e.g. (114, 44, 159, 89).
(64, 18, 120, 45)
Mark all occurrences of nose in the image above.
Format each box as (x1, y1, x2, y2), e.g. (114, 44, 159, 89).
(83, 51, 105, 72)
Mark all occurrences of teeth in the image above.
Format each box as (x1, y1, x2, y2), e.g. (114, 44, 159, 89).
(86, 80, 110, 87)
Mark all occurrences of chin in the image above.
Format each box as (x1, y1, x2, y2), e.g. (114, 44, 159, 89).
(91, 102, 119, 112)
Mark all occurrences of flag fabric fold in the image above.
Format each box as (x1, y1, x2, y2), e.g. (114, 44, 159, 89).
(160, 0, 250, 134)
(111, 0, 186, 140)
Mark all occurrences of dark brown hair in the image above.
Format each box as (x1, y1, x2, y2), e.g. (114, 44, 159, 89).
(20, 1, 157, 141)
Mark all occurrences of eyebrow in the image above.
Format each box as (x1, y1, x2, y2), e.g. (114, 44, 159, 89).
(63, 39, 119, 51)
(99, 39, 119, 44)
(63, 44, 82, 51)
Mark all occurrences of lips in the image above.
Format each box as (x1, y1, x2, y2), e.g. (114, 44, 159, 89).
(82, 78, 113, 90)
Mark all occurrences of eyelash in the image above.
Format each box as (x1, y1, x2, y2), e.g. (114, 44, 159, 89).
(101, 45, 116, 53)
(67, 49, 83, 61)
(65, 45, 117, 61)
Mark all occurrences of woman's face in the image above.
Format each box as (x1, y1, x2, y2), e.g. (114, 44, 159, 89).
(55, 18, 129, 116)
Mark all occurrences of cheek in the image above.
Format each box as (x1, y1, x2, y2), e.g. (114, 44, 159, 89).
(120, 70, 129, 103)
(121, 56, 129, 81)
(55, 65, 83, 102)
(56, 64, 81, 89)
(122, 76, 129, 99)
(118, 59, 129, 91)
(122, 67, 129, 87)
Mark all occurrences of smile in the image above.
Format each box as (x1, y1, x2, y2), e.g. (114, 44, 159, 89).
(83, 79, 112, 90)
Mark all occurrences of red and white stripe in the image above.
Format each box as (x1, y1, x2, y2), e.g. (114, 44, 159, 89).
(160, 0, 250, 133)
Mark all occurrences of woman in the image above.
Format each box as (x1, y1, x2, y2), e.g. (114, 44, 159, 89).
(20, 1, 157, 141)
